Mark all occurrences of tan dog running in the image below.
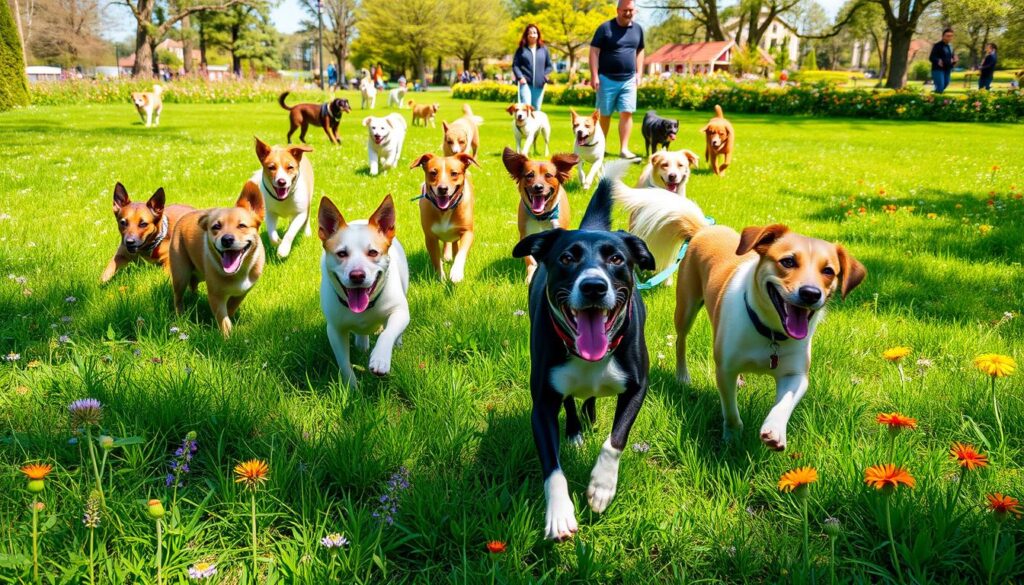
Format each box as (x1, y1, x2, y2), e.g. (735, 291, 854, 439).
(441, 104, 483, 156)
(501, 147, 579, 283)
(409, 101, 439, 127)
(410, 152, 479, 283)
(635, 149, 700, 196)
(702, 104, 734, 176)
(131, 84, 163, 127)
(248, 138, 314, 258)
(169, 184, 267, 337)
(101, 182, 194, 283)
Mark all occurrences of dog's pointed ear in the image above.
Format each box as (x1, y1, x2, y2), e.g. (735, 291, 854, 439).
(289, 145, 313, 160)
(197, 212, 210, 231)
(502, 147, 527, 179)
(442, 121, 450, 132)
(254, 136, 272, 161)
(318, 196, 347, 242)
(236, 182, 265, 225)
(146, 188, 166, 216)
(113, 182, 130, 214)
(618, 232, 656, 271)
(369, 194, 397, 242)
(736, 224, 789, 256)
(683, 149, 700, 168)
(569, 107, 578, 120)
(410, 153, 434, 169)
(362, 116, 373, 127)
(505, 104, 517, 115)
(512, 229, 562, 261)
(455, 153, 480, 169)
(551, 153, 580, 184)
(835, 244, 867, 299)
(590, 110, 600, 123)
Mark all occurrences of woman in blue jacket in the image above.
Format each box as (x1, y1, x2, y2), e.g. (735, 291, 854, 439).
(512, 24, 554, 110)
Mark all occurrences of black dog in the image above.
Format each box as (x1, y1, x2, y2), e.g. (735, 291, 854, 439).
(511, 161, 655, 541)
(278, 92, 352, 145)
(641, 110, 679, 157)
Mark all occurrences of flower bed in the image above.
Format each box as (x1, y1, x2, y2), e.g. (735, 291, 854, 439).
(28, 79, 327, 106)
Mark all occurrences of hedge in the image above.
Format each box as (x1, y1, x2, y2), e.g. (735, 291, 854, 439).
(0, 0, 29, 111)
(452, 80, 1024, 123)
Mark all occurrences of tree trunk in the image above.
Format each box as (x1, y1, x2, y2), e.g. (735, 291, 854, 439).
(878, 30, 889, 80)
(462, 55, 471, 74)
(199, 19, 207, 66)
(182, 13, 194, 74)
(231, 25, 241, 76)
(884, 27, 912, 89)
(12, 0, 27, 65)
(150, 36, 160, 77)
(131, 0, 155, 77)
(432, 54, 443, 85)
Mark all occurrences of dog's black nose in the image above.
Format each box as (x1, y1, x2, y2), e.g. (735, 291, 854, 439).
(667, 174, 678, 182)
(221, 234, 235, 248)
(436, 185, 449, 195)
(276, 178, 287, 186)
(798, 286, 822, 304)
(532, 183, 546, 193)
(349, 270, 366, 284)
(125, 237, 138, 247)
(579, 278, 609, 299)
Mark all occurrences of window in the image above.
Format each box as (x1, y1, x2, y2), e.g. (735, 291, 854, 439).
(772, 24, 778, 34)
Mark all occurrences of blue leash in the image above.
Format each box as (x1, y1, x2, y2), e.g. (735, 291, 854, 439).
(636, 216, 714, 291)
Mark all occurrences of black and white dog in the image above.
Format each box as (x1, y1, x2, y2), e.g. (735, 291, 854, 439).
(512, 160, 655, 541)
(641, 110, 679, 157)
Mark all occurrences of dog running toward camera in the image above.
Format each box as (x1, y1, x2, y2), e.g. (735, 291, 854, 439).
(387, 85, 407, 108)
(640, 110, 679, 157)
(507, 103, 551, 156)
(101, 182, 194, 283)
(359, 71, 377, 109)
(278, 92, 352, 145)
(131, 85, 163, 127)
(409, 101, 439, 127)
(410, 152, 479, 283)
(246, 137, 314, 258)
(441, 104, 484, 156)
(570, 108, 606, 190)
(363, 114, 407, 176)
(702, 104, 734, 176)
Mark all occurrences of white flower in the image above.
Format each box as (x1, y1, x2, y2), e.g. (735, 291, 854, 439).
(187, 562, 217, 579)
(65, 296, 77, 304)
(320, 533, 349, 548)
(169, 326, 180, 334)
(4, 352, 21, 362)
(178, 333, 189, 341)
(513, 310, 526, 317)
(58, 335, 71, 344)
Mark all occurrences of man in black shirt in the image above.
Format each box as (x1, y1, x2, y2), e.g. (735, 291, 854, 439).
(589, 0, 645, 161)
(978, 43, 997, 90)
(929, 28, 958, 94)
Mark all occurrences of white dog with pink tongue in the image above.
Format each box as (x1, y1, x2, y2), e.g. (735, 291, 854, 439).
(318, 194, 410, 389)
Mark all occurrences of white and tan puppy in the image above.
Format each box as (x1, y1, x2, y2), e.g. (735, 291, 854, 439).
(131, 84, 163, 127)
(635, 149, 700, 196)
(247, 137, 314, 258)
(359, 72, 377, 109)
(363, 114, 407, 176)
(506, 103, 551, 156)
(387, 85, 407, 108)
(318, 195, 410, 390)
(570, 108, 605, 190)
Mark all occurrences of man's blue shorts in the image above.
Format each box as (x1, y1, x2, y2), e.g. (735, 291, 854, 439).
(596, 74, 637, 116)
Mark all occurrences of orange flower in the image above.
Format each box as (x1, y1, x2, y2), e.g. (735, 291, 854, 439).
(986, 493, 1022, 521)
(486, 540, 507, 553)
(876, 412, 917, 430)
(20, 463, 53, 480)
(949, 443, 988, 471)
(974, 354, 1016, 378)
(778, 467, 818, 494)
(864, 464, 915, 491)
(233, 459, 269, 489)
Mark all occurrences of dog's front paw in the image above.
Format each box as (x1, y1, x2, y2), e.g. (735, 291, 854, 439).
(276, 242, 292, 258)
(544, 483, 578, 541)
(676, 366, 691, 386)
(355, 335, 370, 353)
(449, 265, 465, 284)
(759, 423, 787, 451)
(368, 349, 392, 377)
(586, 440, 621, 513)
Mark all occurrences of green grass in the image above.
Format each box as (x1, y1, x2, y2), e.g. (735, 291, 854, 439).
(1, 91, 1023, 583)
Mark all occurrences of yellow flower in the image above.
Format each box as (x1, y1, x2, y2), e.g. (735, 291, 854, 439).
(974, 354, 1016, 378)
(882, 347, 911, 362)
(926, 213, 938, 220)
(20, 463, 53, 480)
(979, 224, 992, 235)
(234, 459, 270, 489)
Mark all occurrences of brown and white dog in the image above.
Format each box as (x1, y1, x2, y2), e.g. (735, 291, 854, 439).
(101, 182, 194, 283)
(441, 104, 483, 156)
(131, 85, 163, 127)
(247, 138, 314, 258)
(506, 103, 551, 156)
(635, 149, 700, 196)
(570, 108, 605, 190)
(409, 101, 439, 127)
(702, 104, 734, 176)
(169, 184, 267, 337)
(278, 92, 352, 145)
(501, 147, 578, 283)
(410, 152, 479, 283)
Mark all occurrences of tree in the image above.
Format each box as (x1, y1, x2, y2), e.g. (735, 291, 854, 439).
(737, 0, 803, 50)
(353, 0, 446, 82)
(942, 0, 1009, 68)
(638, 0, 728, 41)
(1, 0, 29, 110)
(205, 1, 279, 75)
(844, 0, 889, 78)
(445, 0, 509, 72)
(28, 0, 108, 67)
(801, 44, 817, 68)
(645, 13, 705, 49)
(298, 0, 357, 83)
(508, 0, 615, 74)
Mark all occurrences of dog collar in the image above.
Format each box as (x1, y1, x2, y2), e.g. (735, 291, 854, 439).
(545, 291, 631, 362)
(321, 102, 330, 119)
(139, 214, 169, 258)
(261, 172, 299, 202)
(333, 270, 387, 312)
(744, 293, 788, 342)
(523, 199, 560, 221)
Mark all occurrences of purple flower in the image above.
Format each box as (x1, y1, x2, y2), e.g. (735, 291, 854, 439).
(167, 431, 198, 489)
(69, 398, 102, 427)
(374, 466, 411, 525)
(58, 335, 71, 344)
(320, 533, 349, 548)
(187, 562, 217, 579)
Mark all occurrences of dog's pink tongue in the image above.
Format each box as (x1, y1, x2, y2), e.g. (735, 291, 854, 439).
(221, 249, 243, 273)
(784, 306, 810, 340)
(575, 310, 609, 361)
(346, 287, 371, 313)
(275, 186, 288, 199)
(531, 195, 546, 214)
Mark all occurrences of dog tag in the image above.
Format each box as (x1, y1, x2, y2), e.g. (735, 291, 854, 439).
(769, 341, 780, 370)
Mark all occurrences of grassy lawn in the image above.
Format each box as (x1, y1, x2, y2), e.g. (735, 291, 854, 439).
(1, 91, 1023, 583)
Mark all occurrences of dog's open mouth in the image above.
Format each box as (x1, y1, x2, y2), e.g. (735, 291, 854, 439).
(429, 185, 461, 210)
(373, 134, 384, 144)
(338, 272, 382, 313)
(767, 284, 813, 340)
(560, 302, 624, 361)
(664, 180, 680, 193)
(667, 132, 677, 141)
(220, 242, 253, 275)
(575, 133, 589, 147)
(528, 190, 552, 214)
(273, 185, 290, 200)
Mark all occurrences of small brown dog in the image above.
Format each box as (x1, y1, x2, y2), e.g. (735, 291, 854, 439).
(410, 152, 479, 283)
(501, 147, 578, 283)
(131, 85, 163, 127)
(701, 104, 734, 176)
(441, 104, 483, 156)
(278, 91, 352, 145)
(409, 101, 439, 127)
(169, 184, 266, 337)
(101, 182, 194, 283)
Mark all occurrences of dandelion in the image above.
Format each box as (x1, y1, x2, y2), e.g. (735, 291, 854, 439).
(779, 467, 817, 571)
(974, 354, 1016, 451)
(486, 540, 507, 554)
(979, 224, 992, 235)
(320, 533, 349, 548)
(883, 347, 911, 389)
(20, 463, 52, 493)
(926, 212, 938, 219)
(865, 464, 914, 584)
(234, 459, 270, 577)
(187, 562, 217, 580)
(27, 359, 40, 368)
(916, 358, 933, 369)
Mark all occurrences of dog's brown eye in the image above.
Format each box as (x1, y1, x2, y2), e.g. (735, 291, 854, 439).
(336, 250, 348, 259)
(288, 166, 295, 171)
(139, 221, 148, 228)
(822, 266, 836, 277)
(780, 257, 797, 269)
(119, 219, 127, 226)
(608, 254, 625, 266)
(212, 222, 222, 231)
(545, 173, 553, 179)
(268, 165, 276, 171)
(367, 249, 379, 258)
(238, 224, 248, 229)
(559, 252, 574, 265)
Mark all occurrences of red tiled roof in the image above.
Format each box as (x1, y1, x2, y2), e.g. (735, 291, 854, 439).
(647, 41, 734, 64)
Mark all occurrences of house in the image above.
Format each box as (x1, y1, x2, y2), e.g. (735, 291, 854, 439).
(723, 11, 799, 68)
(155, 39, 202, 65)
(850, 38, 932, 70)
(25, 65, 62, 82)
(645, 41, 736, 75)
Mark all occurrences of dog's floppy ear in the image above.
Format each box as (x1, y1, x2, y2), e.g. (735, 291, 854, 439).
(526, 104, 535, 116)
(368, 194, 397, 243)
(512, 229, 563, 261)
(502, 147, 527, 179)
(455, 153, 480, 169)
(649, 151, 665, 168)
(362, 116, 373, 127)
(682, 149, 700, 168)
(317, 196, 347, 242)
(618, 231, 656, 271)
(551, 153, 580, 184)
(254, 136, 272, 161)
(835, 244, 867, 299)
(409, 153, 434, 169)
(736, 224, 789, 256)
(146, 188, 166, 216)
(113, 182, 130, 214)
(505, 104, 517, 115)
(289, 145, 313, 160)
(236, 182, 265, 224)
(197, 212, 211, 231)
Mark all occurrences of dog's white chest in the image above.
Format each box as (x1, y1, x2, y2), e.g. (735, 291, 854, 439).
(430, 213, 461, 242)
(524, 215, 559, 236)
(549, 356, 627, 399)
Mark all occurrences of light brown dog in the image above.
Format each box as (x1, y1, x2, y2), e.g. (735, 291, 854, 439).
(674, 223, 865, 450)
(410, 152, 479, 283)
(501, 147, 578, 283)
(701, 104, 734, 176)
(131, 85, 163, 127)
(441, 104, 483, 156)
(169, 184, 267, 337)
(101, 182, 194, 283)
(635, 149, 700, 195)
(409, 101, 439, 127)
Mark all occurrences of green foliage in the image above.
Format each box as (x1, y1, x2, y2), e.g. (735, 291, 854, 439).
(156, 49, 182, 69)
(27, 79, 329, 105)
(351, 0, 447, 78)
(911, 61, 931, 82)
(802, 48, 818, 71)
(506, 0, 615, 72)
(0, 0, 29, 111)
(203, 2, 281, 73)
(645, 14, 703, 51)
(792, 70, 866, 84)
(445, 0, 510, 69)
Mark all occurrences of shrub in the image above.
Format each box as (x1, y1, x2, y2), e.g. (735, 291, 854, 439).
(0, 0, 29, 111)
(28, 78, 329, 106)
(911, 61, 931, 82)
(802, 50, 818, 71)
(791, 70, 866, 86)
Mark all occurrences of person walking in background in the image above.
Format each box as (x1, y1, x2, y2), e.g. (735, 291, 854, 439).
(374, 64, 384, 89)
(327, 63, 338, 90)
(979, 43, 997, 90)
(929, 28, 957, 93)
(512, 24, 554, 111)
(589, 0, 645, 161)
